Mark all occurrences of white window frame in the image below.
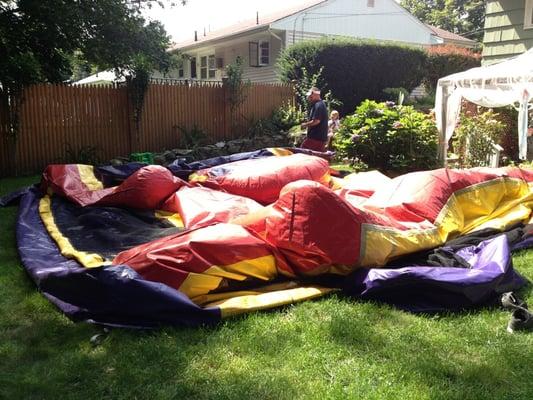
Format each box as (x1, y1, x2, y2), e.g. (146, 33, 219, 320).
(259, 40, 270, 66)
(199, 54, 216, 79)
(200, 56, 208, 79)
(525, 0, 533, 30)
(208, 55, 216, 78)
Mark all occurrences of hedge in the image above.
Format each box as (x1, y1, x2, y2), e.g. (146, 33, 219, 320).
(277, 38, 427, 115)
(423, 45, 481, 92)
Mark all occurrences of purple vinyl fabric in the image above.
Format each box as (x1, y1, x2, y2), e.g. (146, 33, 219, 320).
(16, 188, 221, 328)
(342, 235, 527, 313)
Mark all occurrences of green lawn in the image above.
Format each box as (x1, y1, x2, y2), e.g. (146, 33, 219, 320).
(1, 175, 533, 400)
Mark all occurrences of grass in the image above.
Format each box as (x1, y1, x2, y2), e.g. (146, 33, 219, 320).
(1, 175, 533, 399)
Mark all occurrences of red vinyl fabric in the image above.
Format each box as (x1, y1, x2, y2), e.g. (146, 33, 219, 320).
(161, 186, 264, 229)
(36, 159, 533, 316)
(190, 153, 331, 204)
(42, 164, 185, 209)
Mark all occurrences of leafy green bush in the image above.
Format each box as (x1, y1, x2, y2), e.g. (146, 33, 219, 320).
(65, 143, 101, 165)
(494, 106, 519, 163)
(423, 45, 481, 92)
(271, 102, 306, 132)
(453, 110, 505, 168)
(247, 117, 279, 138)
(334, 100, 439, 172)
(248, 102, 306, 138)
(277, 38, 427, 115)
(178, 124, 208, 149)
(382, 87, 409, 105)
(287, 125, 306, 147)
(291, 67, 341, 114)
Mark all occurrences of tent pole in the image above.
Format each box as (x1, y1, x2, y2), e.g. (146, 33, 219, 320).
(438, 85, 449, 166)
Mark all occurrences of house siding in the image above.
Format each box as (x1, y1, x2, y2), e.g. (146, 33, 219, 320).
(286, 30, 326, 47)
(273, 0, 437, 46)
(176, 0, 474, 83)
(483, 0, 533, 64)
(182, 31, 284, 84)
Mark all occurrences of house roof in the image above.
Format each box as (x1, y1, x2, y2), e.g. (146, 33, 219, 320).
(171, 0, 326, 50)
(425, 24, 476, 44)
(171, 1, 477, 52)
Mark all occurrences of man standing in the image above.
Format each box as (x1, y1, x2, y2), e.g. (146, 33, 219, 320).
(300, 87, 329, 152)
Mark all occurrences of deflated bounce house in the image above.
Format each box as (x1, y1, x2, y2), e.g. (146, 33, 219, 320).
(3, 148, 533, 328)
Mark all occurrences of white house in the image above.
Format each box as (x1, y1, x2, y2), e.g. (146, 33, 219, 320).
(171, 0, 477, 84)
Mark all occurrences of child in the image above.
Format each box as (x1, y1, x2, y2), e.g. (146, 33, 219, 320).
(327, 110, 340, 149)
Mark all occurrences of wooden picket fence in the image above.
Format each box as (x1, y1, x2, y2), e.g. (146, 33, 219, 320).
(0, 82, 295, 176)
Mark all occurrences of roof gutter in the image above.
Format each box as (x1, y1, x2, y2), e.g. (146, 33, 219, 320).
(175, 25, 269, 52)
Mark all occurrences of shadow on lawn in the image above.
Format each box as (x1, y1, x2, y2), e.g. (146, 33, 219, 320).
(327, 300, 533, 399)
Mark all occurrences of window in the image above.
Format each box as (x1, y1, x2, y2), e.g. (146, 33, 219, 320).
(525, 0, 533, 30)
(208, 55, 216, 78)
(249, 40, 270, 67)
(259, 40, 270, 66)
(367, 0, 375, 7)
(200, 56, 207, 79)
(199, 55, 216, 79)
(190, 58, 197, 79)
(178, 66, 184, 78)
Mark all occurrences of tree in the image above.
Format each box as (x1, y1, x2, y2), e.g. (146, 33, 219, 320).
(400, 0, 486, 42)
(0, 0, 182, 93)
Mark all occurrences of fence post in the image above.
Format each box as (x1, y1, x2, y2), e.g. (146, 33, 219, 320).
(1, 89, 24, 176)
(222, 80, 229, 139)
(125, 82, 137, 155)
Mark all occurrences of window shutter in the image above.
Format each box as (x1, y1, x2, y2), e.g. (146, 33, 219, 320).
(526, 0, 533, 29)
(249, 42, 259, 67)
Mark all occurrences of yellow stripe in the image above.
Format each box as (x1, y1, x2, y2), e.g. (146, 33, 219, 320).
(76, 165, 103, 190)
(179, 255, 278, 301)
(320, 172, 332, 186)
(39, 195, 110, 268)
(467, 202, 533, 233)
(154, 210, 184, 228)
(267, 148, 293, 156)
(330, 176, 346, 190)
(210, 283, 335, 318)
(189, 173, 207, 183)
(360, 224, 440, 267)
(359, 177, 533, 267)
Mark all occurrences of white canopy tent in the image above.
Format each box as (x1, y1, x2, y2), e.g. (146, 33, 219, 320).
(435, 48, 533, 162)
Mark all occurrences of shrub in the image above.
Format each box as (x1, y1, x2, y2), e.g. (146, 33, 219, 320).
(382, 87, 409, 105)
(452, 110, 506, 168)
(247, 117, 279, 138)
(277, 38, 427, 115)
(178, 124, 208, 149)
(271, 101, 306, 132)
(423, 45, 481, 92)
(247, 102, 306, 138)
(292, 67, 341, 114)
(65, 143, 101, 165)
(493, 106, 519, 163)
(334, 100, 439, 172)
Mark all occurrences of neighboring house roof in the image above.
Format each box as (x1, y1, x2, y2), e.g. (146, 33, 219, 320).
(172, 0, 326, 50)
(173, 1, 477, 52)
(73, 70, 125, 85)
(425, 24, 476, 45)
